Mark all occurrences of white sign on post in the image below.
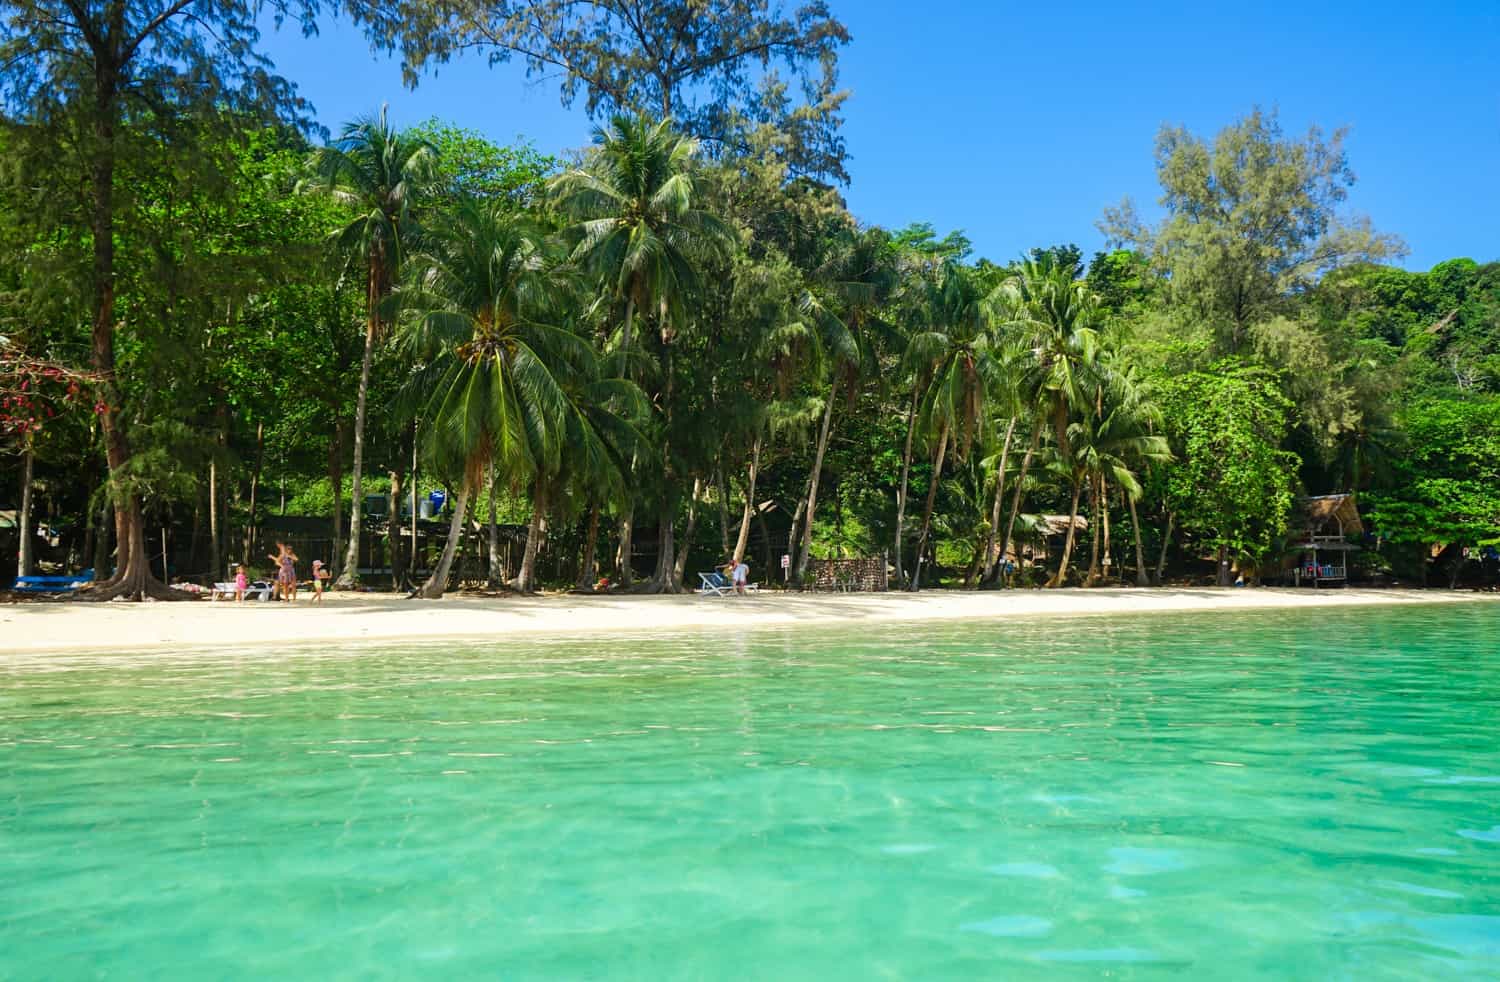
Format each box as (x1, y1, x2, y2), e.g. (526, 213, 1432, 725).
(780, 554, 790, 568)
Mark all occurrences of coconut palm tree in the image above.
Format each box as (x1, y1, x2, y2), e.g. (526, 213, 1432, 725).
(1054, 376, 1171, 588)
(538, 371, 648, 593)
(906, 262, 1001, 591)
(550, 114, 731, 591)
(305, 108, 436, 589)
(792, 226, 900, 583)
(398, 200, 588, 598)
(990, 257, 1103, 583)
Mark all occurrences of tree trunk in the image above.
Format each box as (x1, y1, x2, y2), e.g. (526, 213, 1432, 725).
(1100, 480, 1114, 586)
(206, 455, 219, 580)
(995, 422, 1043, 587)
(909, 421, 950, 592)
(795, 380, 838, 581)
(1048, 479, 1084, 588)
(733, 437, 761, 563)
(404, 424, 418, 589)
(753, 498, 774, 578)
(78, 74, 183, 602)
(515, 478, 549, 593)
(576, 503, 601, 591)
(93, 487, 112, 577)
(616, 505, 635, 587)
(336, 308, 377, 589)
(649, 328, 683, 595)
(1218, 545, 1232, 587)
(243, 421, 262, 566)
(387, 465, 404, 591)
(329, 419, 344, 577)
(893, 386, 920, 587)
(981, 417, 1017, 583)
(1128, 494, 1150, 586)
(417, 478, 471, 599)
(1154, 511, 1174, 585)
(209, 405, 226, 581)
(487, 464, 502, 588)
(650, 499, 679, 592)
(673, 477, 701, 583)
(17, 435, 34, 578)
(81, 483, 97, 579)
(962, 538, 985, 588)
(715, 462, 732, 556)
(1086, 476, 1102, 585)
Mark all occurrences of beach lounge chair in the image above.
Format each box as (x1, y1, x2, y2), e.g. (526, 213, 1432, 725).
(697, 571, 733, 596)
(13, 569, 94, 593)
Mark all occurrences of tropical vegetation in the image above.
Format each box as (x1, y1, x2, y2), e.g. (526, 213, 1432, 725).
(3, 0, 1498, 598)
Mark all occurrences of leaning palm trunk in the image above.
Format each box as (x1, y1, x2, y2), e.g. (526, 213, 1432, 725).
(784, 467, 814, 583)
(576, 503, 601, 591)
(909, 421, 951, 592)
(1128, 494, 1150, 586)
(980, 417, 1017, 583)
(795, 381, 838, 581)
(337, 307, 377, 589)
(515, 478, 550, 593)
(1155, 510, 1174, 585)
(1049, 479, 1084, 588)
(1086, 476, 1103, 585)
(993, 422, 1043, 586)
(673, 477, 701, 584)
(733, 437, 761, 563)
(962, 539, 985, 587)
(892, 387, 920, 587)
(418, 479, 472, 599)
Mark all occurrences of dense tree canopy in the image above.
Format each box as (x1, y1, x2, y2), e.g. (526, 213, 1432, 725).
(3, 3, 1497, 596)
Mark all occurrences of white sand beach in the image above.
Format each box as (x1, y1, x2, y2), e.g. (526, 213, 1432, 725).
(4, 587, 1493, 655)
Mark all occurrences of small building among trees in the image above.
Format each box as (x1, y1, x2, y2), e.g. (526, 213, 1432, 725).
(1288, 494, 1363, 586)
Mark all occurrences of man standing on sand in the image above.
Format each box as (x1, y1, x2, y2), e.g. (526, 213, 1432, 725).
(732, 558, 750, 596)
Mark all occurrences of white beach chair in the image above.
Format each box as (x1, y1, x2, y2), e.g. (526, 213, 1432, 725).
(697, 571, 733, 596)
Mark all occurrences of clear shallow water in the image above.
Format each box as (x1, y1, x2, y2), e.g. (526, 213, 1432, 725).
(3, 606, 1500, 979)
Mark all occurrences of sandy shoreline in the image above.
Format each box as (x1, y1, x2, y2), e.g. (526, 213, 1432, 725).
(3, 587, 1494, 656)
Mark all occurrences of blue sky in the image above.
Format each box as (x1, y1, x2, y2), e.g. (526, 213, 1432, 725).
(258, 1, 1499, 271)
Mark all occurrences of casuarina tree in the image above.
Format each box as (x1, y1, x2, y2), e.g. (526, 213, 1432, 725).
(0, 0, 323, 599)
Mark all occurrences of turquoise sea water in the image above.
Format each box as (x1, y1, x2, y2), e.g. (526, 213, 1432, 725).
(3, 604, 1499, 979)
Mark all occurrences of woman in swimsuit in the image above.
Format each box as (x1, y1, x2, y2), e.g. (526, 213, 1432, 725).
(269, 542, 298, 602)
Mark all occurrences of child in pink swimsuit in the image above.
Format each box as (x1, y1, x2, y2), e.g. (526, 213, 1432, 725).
(234, 565, 248, 602)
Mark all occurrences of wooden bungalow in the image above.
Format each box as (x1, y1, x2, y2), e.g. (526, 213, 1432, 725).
(1289, 494, 1363, 587)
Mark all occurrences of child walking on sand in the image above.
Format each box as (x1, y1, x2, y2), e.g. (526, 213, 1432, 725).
(311, 560, 329, 603)
(234, 564, 247, 602)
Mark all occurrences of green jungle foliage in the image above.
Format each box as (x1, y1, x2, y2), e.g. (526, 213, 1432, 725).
(2, 0, 1496, 595)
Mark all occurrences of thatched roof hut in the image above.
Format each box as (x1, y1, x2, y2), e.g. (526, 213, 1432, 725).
(1287, 495, 1362, 585)
(1295, 494, 1363, 541)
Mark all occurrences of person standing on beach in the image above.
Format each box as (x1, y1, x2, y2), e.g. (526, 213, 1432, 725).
(311, 559, 329, 603)
(732, 558, 750, 596)
(269, 542, 298, 602)
(234, 564, 248, 602)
